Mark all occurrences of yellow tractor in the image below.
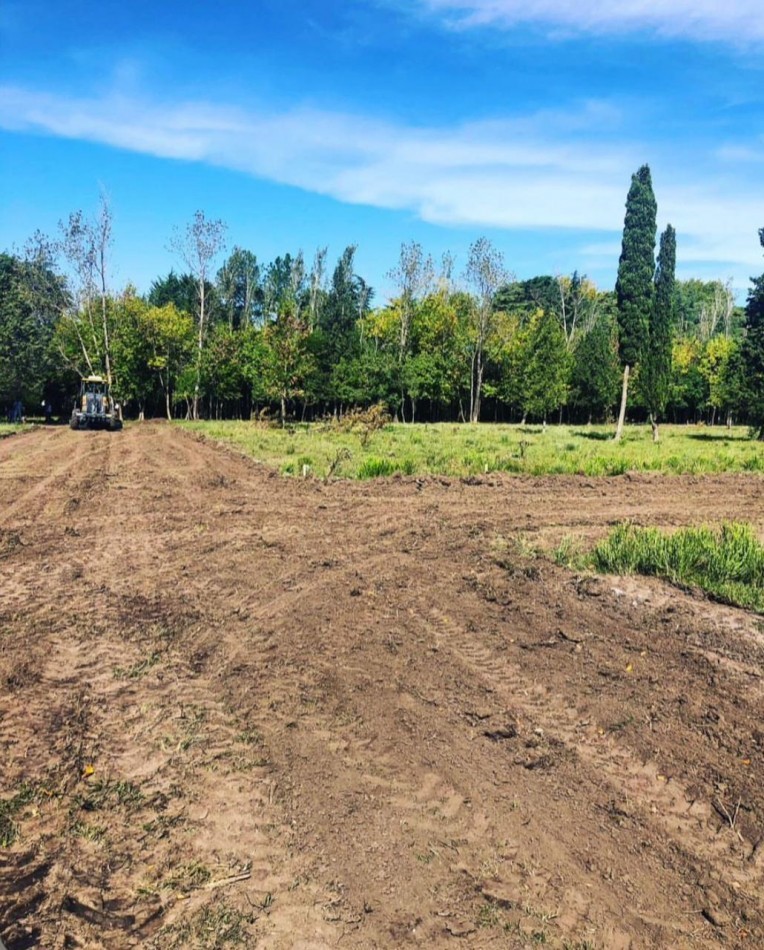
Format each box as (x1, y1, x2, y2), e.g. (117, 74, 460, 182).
(70, 376, 123, 430)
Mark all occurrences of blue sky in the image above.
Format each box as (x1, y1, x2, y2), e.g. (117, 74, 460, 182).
(2, 0, 764, 302)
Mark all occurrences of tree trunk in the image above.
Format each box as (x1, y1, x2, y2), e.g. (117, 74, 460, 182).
(471, 351, 483, 423)
(166, 388, 172, 421)
(614, 365, 630, 441)
(469, 351, 477, 423)
(726, 410, 733, 429)
(280, 395, 286, 426)
(650, 412, 659, 443)
(192, 281, 206, 421)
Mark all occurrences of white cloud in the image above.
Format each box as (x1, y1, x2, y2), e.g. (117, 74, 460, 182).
(717, 143, 764, 163)
(417, 0, 764, 43)
(0, 83, 762, 288)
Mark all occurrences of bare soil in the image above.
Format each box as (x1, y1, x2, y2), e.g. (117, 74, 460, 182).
(2, 424, 764, 949)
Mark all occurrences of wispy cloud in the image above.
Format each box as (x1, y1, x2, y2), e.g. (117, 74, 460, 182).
(416, 0, 764, 43)
(0, 83, 762, 287)
(717, 142, 764, 163)
(0, 84, 635, 230)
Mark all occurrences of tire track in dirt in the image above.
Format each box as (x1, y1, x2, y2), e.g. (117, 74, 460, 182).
(0, 429, 108, 526)
(429, 605, 760, 895)
(0, 428, 336, 948)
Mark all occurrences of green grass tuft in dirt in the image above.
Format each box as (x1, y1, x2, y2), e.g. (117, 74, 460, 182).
(159, 901, 256, 948)
(0, 784, 38, 846)
(592, 521, 764, 612)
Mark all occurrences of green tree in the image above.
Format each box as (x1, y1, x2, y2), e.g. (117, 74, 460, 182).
(488, 310, 527, 417)
(319, 246, 372, 407)
(673, 278, 740, 340)
(148, 270, 203, 315)
(464, 237, 508, 422)
(110, 291, 155, 418)
(700, 335, 741, 427)
(614, 164, 657, 439)
(519, 309, 572, 422)
(170, 211, 227, 419)
(262, 305, 316, 424)
(570, 311, 621, 422)
(216, 247, 260, 330)
(262, 253, 301, 321)
(642, 224, 676, 441)
(142, 302, 195, 419)
(0, 253, 62, 412)
(668, 337, 707, 422)
(740, 229, 764, 438)
(494, 276, 557, 318)
(201, 325, 248, 418)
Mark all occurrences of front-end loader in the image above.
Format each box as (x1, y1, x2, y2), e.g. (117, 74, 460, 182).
(70, 376, 123, 431)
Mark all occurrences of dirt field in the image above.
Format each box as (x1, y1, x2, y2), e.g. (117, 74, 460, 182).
(2, 424, 764, 949)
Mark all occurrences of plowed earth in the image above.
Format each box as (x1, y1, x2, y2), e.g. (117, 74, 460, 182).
(1, 425, 764, 949)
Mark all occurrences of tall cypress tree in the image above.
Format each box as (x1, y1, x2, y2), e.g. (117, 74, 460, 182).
(741, 229, 764, 439)
(643, 224, 676, 441)
(614, 164, 657, 439)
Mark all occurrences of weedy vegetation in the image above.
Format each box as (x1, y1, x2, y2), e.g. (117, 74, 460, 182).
(0, 783, 38, 846)
(592, 521, 764, 612)
(185, 421, 763, 480)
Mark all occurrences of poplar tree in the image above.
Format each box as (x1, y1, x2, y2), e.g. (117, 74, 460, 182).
(614, 165, 657, 440)
(464, 237, 508, 423)
(643, 224, 676, 441)
(170, 211, 227, 420)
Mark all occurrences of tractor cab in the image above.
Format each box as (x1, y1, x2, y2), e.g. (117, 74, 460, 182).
(70, 376, 122, 430)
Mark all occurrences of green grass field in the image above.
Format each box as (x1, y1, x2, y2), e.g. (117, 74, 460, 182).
(183, 421, 764, 479)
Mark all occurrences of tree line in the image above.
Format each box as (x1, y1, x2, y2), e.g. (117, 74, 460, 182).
(2, 168, 764, 436)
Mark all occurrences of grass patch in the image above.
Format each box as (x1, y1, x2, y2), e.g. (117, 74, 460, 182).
(74, 777, 145, 812)
(357, 455, 416, 478)
(160, 901, 256, 948)
(163, 860, 212, 893)
(0, 423, 32, 440)
(113, 651, 161, 680)
(183, 421, 764, 479)
(551, 535, 586, 569)
(0, 783, 37, 846)
(70, 819, 108, 842)
(592, 521, 764, 612)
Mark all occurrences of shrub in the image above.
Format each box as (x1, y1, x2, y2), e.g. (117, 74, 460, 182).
(332, 404, 391, 447)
